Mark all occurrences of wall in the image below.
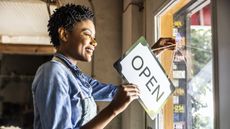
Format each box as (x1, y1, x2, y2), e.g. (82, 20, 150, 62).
(145, 0, 168, 44)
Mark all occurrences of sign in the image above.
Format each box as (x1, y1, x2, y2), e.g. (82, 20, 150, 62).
(174, 104, 185, 113)
(114, 36, 175, 119)
(174, 122, 185, 129)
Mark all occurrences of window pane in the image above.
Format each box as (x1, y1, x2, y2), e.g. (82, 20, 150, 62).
(172, 2, 213, 129)
(154, 1, 214, 129)
(186, 3, 213, 129)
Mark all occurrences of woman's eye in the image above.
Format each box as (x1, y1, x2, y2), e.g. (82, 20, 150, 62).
(83, 33, 91, 38)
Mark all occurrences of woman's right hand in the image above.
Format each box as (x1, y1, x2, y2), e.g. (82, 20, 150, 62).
(151, 37, 176, 55)
(108, 84, 140, 115)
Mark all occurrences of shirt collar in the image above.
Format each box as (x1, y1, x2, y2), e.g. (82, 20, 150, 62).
(54, 53, 82, 75)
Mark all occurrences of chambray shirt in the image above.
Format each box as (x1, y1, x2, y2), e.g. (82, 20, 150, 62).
(32, 53, 117, 129)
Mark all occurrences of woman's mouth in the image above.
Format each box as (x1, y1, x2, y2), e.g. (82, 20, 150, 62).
(85, 47, 94, 55)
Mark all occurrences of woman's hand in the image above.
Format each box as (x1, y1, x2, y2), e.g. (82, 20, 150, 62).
(81, 84, 140, 129)
(108, 84, 140, 115)
(151, 37, 176, 55)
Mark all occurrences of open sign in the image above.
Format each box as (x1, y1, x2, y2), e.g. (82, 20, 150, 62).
(114, 37, 175, 120)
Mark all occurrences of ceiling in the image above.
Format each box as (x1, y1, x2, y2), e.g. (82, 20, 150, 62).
(0, 0, 57, 36)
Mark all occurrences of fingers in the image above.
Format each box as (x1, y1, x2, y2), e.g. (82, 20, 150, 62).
(120, 84, 140, 100)
(109, 84, 140, 114)
(165, 38, 175, 44)
(159, 37, 175, 42)
(121, 84, 139, 91)
(126, 91, 140, 100)
(121, 84, 139, 93)
(159, 38, 175, 46)
(151, 37, 175, 51)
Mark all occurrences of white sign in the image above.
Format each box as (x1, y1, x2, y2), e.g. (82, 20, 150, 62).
(114, 37, 175, 120)
(174, 122, 185, 129)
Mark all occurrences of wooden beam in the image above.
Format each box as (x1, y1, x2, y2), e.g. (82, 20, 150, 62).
(0, 44, 55, 55)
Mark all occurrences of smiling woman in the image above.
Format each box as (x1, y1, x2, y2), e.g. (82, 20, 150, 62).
(56, 20, 97, 63)
(32, 4, 141, 129)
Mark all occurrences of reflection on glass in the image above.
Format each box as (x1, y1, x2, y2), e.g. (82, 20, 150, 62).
(187, 4, 213, 129)
(171, 2, 213, 129)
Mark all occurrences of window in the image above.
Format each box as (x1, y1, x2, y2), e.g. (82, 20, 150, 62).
(153, 0, 213, 129)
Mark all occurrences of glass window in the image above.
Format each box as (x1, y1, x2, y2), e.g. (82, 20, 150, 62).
(153, 0, 213, 129)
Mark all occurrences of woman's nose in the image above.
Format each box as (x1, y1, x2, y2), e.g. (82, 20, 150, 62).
(90, 39, 97, 47)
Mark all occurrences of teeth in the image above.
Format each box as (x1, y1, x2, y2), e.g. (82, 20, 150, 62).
(86, 48, 93, 53)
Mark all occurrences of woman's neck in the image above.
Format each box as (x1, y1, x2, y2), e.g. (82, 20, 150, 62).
(56, 50, 78, 65)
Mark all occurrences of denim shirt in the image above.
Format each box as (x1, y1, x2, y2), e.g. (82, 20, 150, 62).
(32, 53, 117, 129)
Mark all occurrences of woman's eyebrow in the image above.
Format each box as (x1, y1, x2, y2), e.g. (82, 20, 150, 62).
(81, 28, 96, 38)
(82, 28, 92, 34)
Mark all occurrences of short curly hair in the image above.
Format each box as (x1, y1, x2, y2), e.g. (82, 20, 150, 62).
(47, 4, 94, 47)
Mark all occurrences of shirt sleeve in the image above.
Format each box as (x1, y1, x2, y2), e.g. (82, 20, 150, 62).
(33, 64, 80, 129)
(83, 74, 118, 102)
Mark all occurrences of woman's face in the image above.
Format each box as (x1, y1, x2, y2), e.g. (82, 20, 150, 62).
(65, 19, 97, 62)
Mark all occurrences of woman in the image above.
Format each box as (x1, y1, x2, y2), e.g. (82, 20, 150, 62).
(32, 4, 174, 129)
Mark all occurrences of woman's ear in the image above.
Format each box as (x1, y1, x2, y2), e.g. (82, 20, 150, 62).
(58, 27, 69, 42)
